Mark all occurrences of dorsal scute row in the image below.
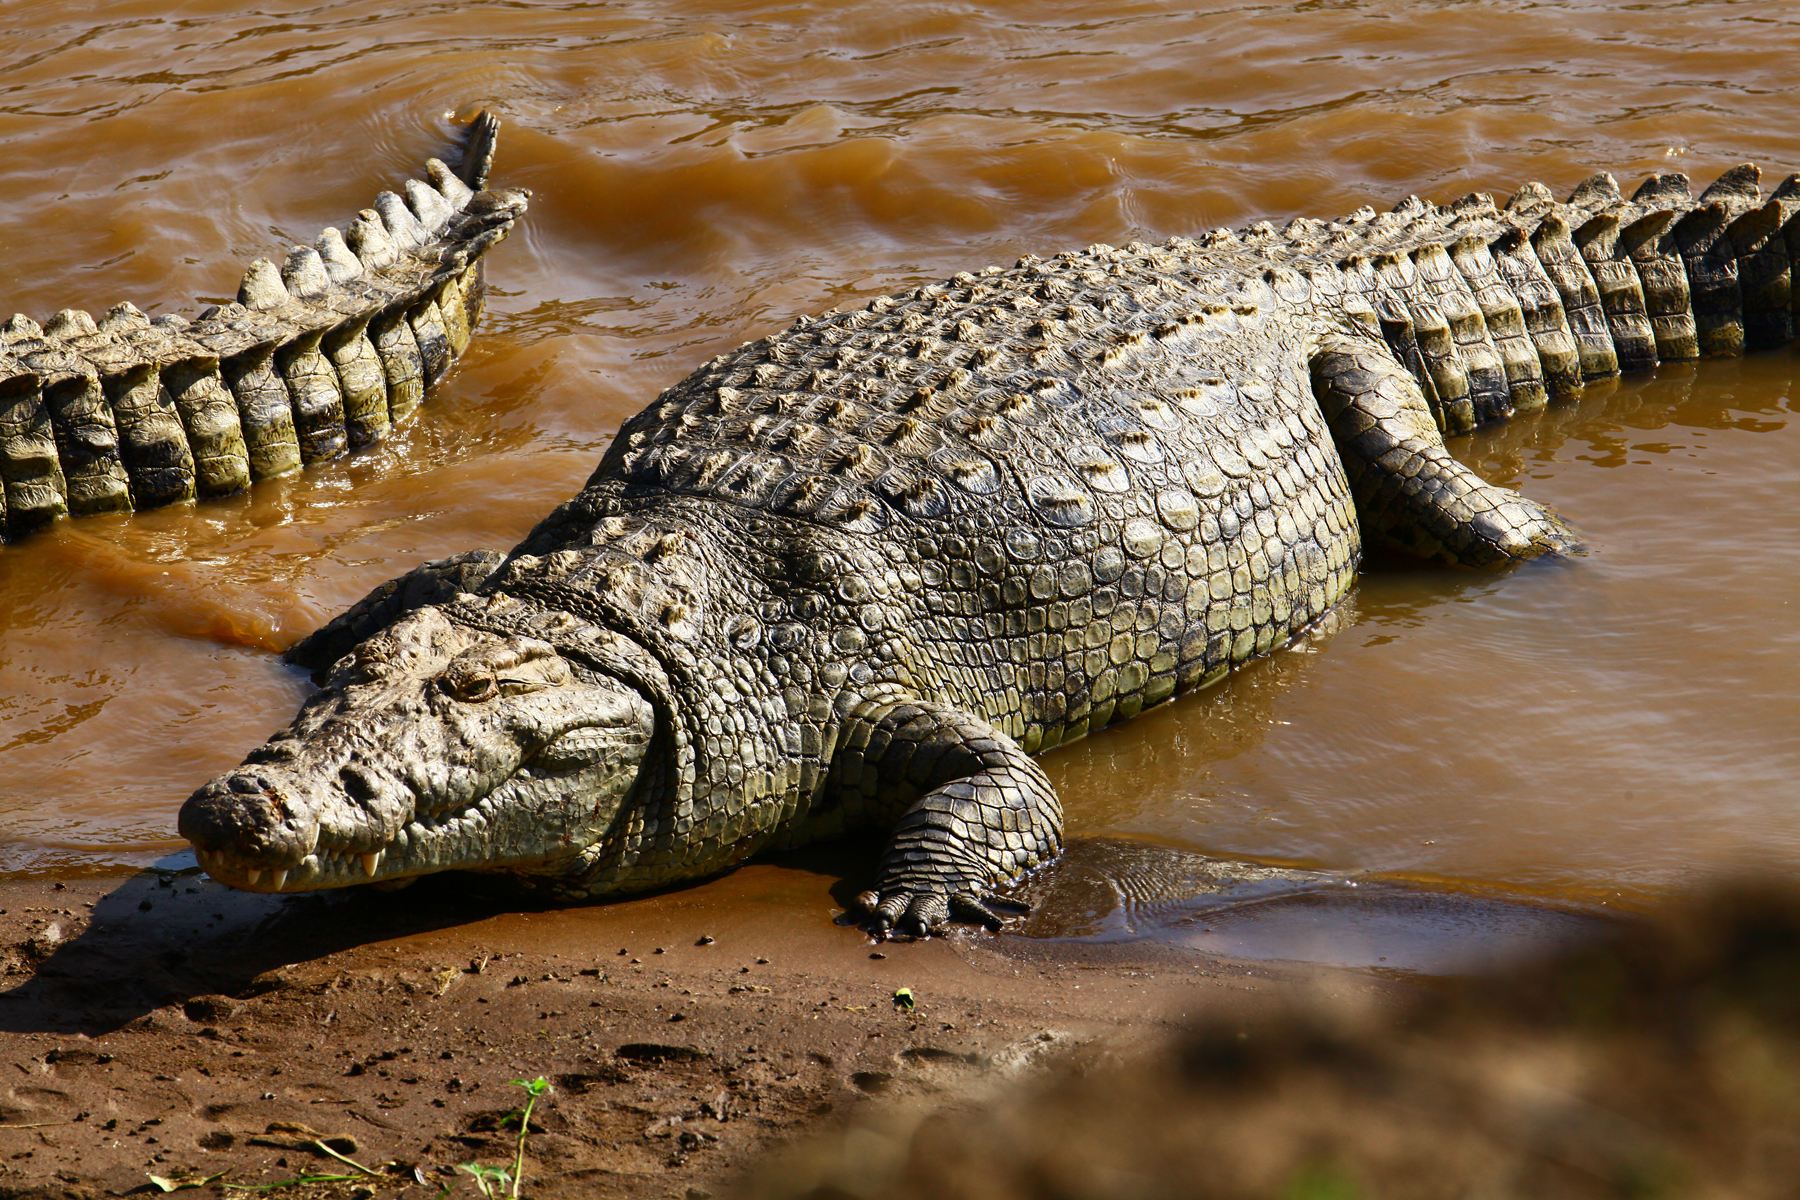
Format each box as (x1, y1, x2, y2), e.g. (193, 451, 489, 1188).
(609, 237, 1258, 505)
(600, 157, 1800, 542)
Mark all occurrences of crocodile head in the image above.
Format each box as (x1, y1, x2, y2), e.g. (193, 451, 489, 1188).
(179, 606, 655, 891)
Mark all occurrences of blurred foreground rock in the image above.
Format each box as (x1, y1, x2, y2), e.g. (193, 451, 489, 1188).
(738, 884, 1800, 1200)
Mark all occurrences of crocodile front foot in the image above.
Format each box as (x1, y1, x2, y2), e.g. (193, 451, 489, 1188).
(836, 697, 1063, 939)
(855, 876, 1031, 939)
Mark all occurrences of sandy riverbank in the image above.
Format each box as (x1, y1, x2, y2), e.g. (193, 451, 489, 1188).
(0, 849, 1411, 1199)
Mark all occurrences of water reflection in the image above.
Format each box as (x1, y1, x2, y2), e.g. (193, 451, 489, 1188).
(1010, 837, 1607, 972)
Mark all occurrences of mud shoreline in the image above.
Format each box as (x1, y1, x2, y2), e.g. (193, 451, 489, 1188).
(0, 851, 1420, 1198)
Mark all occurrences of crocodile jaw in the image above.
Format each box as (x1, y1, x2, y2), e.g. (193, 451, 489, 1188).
(179, 607, 655, 891)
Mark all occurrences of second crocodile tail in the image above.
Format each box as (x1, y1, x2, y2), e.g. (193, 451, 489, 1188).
(0, 111, 530, 543)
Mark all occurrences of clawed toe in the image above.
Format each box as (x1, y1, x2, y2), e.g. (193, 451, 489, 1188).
(856, 885, 1024, 938)
(900, 893, 950, 935)
(950, 893, 1005, 931)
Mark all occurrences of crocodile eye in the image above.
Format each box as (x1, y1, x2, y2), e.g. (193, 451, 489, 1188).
(440, 668, 498, 703)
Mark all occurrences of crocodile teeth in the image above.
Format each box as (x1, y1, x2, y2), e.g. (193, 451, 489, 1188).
(269, 868, 288, 891)
(360, 851, 382, 878)
(245, 868, 263, 886)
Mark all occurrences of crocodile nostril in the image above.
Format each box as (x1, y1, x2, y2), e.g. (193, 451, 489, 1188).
(227, 773, 268, 795)
(340, 765, 381, 804)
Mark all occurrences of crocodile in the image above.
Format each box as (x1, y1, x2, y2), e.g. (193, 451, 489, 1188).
(0, 113, 527, 543)
(181, 157, 1795, 935)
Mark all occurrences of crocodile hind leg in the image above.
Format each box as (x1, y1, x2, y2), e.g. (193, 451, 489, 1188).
(834, 697, 1063, 937)
(1309, 334, 1579, 565)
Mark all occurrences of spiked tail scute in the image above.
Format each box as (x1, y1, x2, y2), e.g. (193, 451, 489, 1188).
(0, 342, 67, 534)
(458, 111, 503, 191)
(1566, 171, 1623, 215)
(1618, 207, 1697, 362)
(1726, 201, 1794, 350)
(0, 110, 528, 545)
(1698, 162, 1763, 209)
(222, 342, 303, 481)
(1531, 214, 1619, 381)
(325, 316, 391, 446)
(1675, 202, 1747, 357)
(1572, 211, 1658, 371)
(238, 260, 290, 311)
(1632, 172, 1692, 209)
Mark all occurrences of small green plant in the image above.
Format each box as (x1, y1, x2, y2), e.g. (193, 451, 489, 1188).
(456, 1161, 513, 1198)
(505, 1076, 552, 1198)
(458, 1075, 553, 1198)
(1284, 1162, 1363, 1200)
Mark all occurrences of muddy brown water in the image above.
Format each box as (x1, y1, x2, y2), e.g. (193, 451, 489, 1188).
(0, 2, 1796, 961)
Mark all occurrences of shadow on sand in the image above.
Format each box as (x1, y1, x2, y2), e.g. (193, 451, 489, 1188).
(0, 865, 559, 1037)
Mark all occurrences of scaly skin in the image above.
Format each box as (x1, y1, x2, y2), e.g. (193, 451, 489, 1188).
(184, 157, 1792, 936)
(0, 113, 528, 541)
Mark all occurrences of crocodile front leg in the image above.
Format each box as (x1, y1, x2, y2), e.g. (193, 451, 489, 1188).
(834, 697, 1063, 937)
(1311, 333, 1581, 565)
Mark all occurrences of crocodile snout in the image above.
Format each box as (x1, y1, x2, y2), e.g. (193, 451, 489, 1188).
(179, 771, 320, 875)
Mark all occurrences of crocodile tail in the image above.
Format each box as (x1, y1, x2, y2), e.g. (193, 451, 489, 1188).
(1320, 159, 1800, 431)
(459, 109, 502, 190)
(0, 111, 529, 543)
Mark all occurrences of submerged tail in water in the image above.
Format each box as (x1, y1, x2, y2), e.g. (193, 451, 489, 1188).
(0, 110, 529, 543)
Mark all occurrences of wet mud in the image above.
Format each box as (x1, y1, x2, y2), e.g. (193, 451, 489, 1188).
(0, 859, 1382, 1197)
